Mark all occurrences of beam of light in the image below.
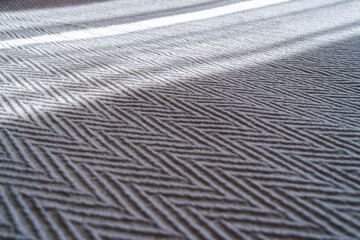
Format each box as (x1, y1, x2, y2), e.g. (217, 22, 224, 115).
(0, 0, 290, 49)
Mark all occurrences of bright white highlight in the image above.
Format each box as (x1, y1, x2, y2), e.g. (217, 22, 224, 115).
(0, 0, 289, 49)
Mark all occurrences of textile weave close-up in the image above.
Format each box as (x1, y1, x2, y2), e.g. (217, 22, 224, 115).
(0, 0, 360, 239)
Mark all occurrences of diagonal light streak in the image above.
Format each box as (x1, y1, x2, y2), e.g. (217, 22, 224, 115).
(0, 0, 290, 49)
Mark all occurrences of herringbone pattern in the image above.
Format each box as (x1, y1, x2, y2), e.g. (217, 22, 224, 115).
(0, 0, 360, 239)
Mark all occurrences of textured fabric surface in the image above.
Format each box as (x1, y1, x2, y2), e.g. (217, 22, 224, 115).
(0, 0, 360, 239)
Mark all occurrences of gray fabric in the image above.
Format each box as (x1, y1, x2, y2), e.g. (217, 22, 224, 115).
(0, 0, 360, 239)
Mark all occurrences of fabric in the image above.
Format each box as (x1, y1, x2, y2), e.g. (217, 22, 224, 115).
(0, 0, 360, 239)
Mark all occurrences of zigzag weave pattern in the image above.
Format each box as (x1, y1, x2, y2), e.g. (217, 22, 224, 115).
(0, 0, 360, 239)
